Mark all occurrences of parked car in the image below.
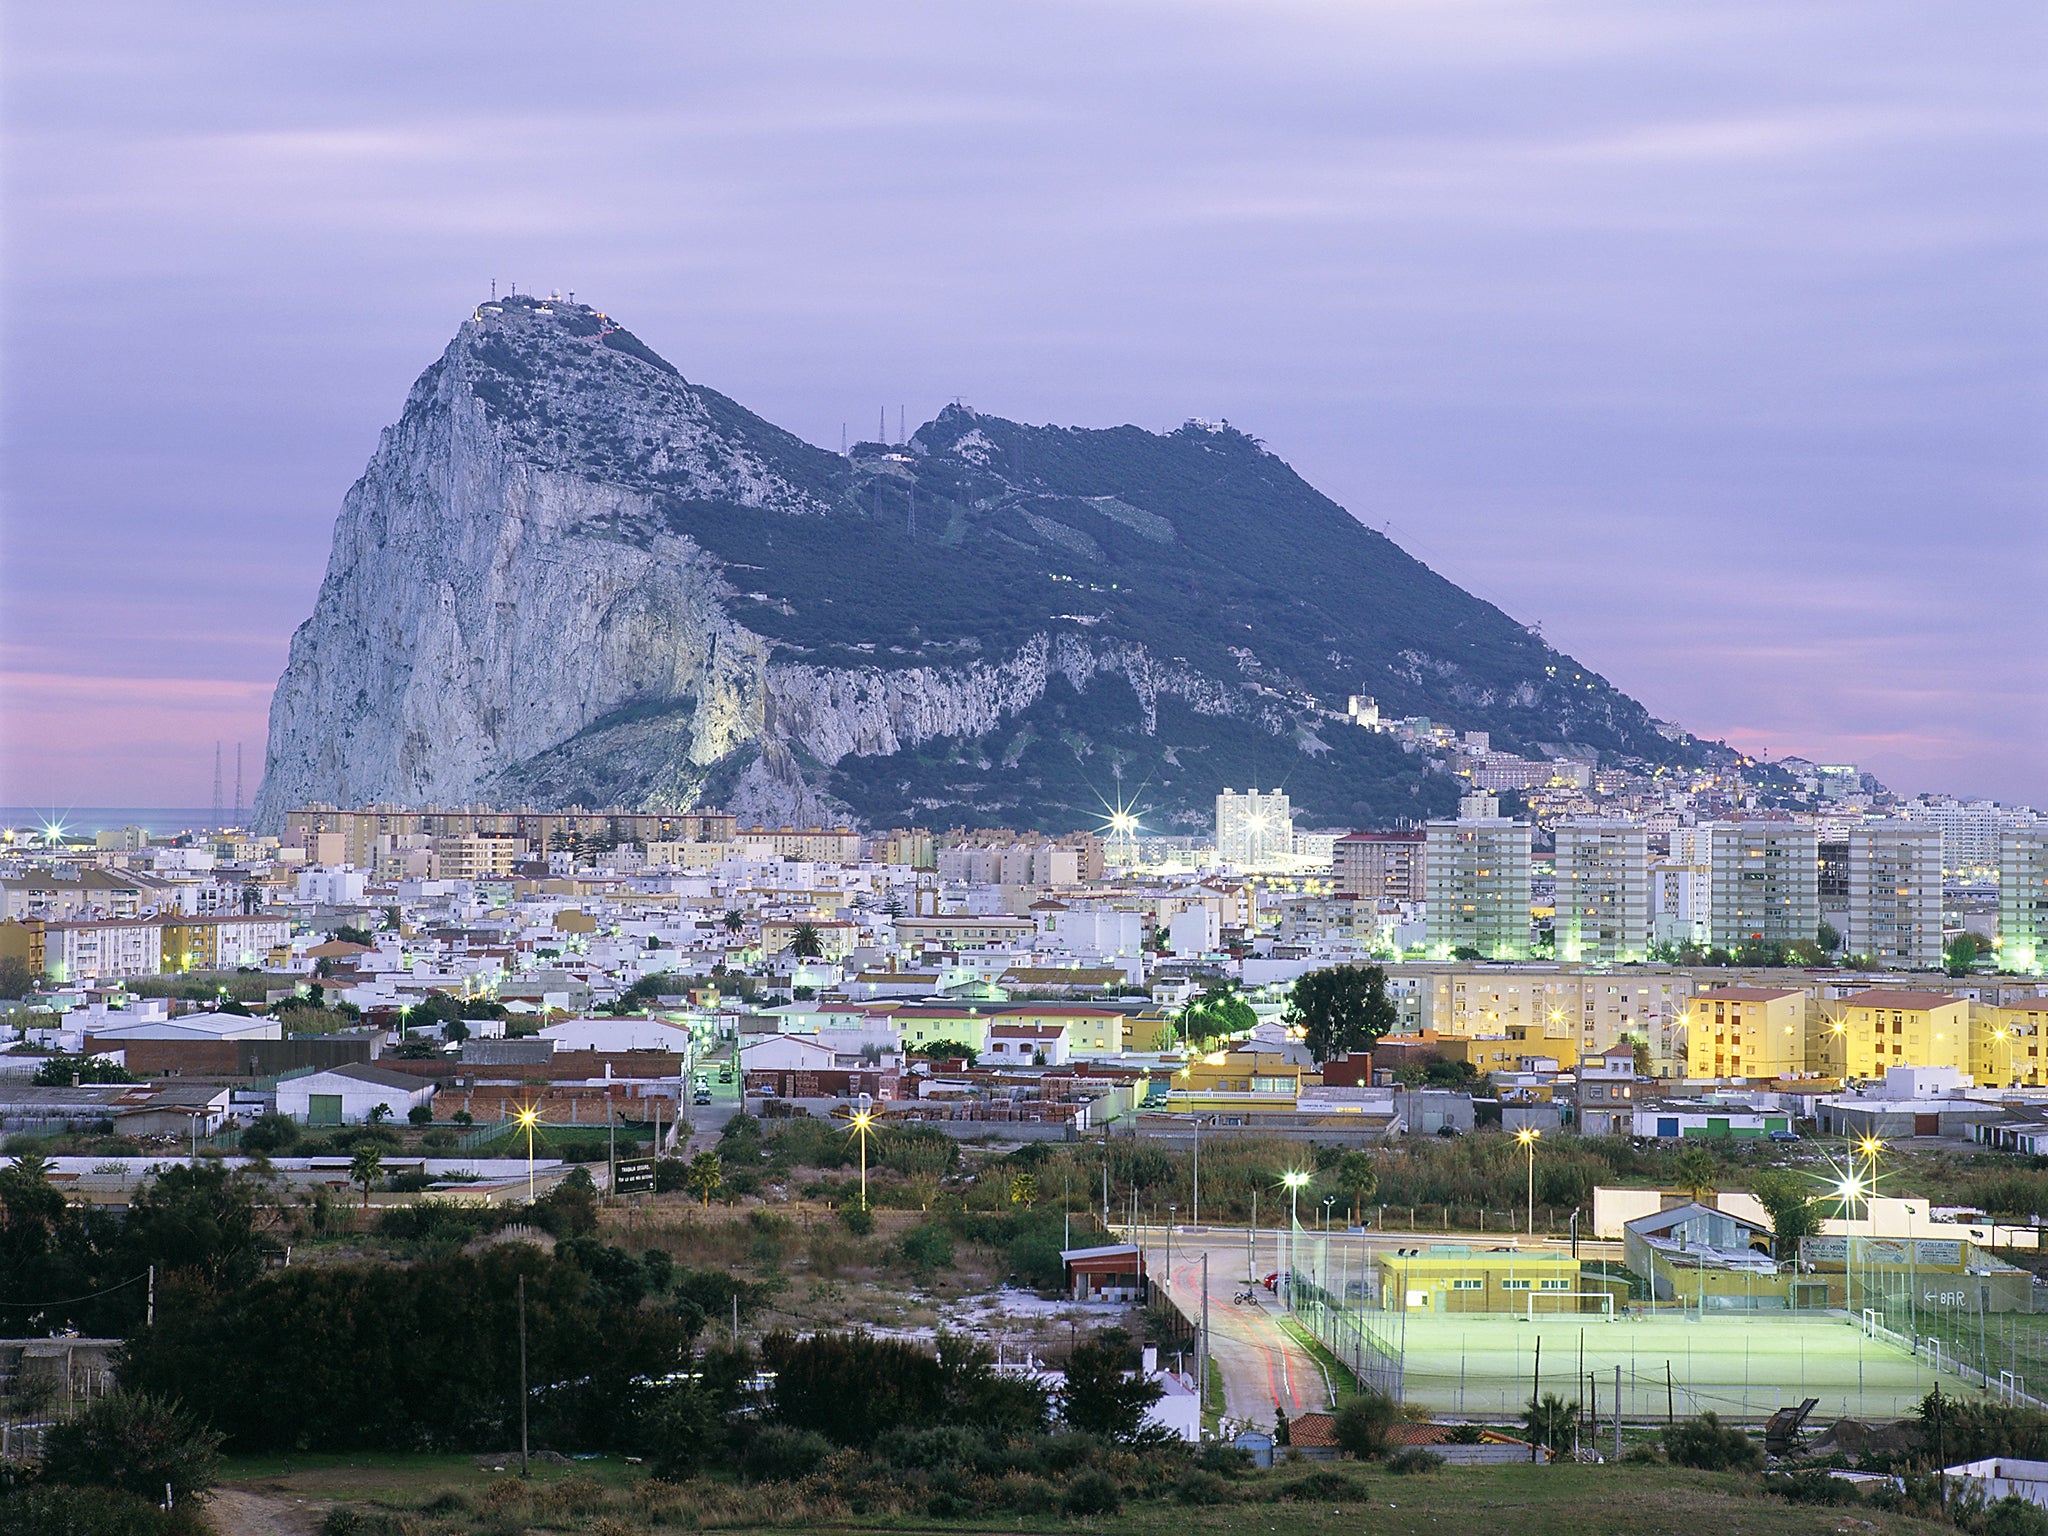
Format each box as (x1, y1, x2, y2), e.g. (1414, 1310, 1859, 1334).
(1769, 1130, 1802, 1143)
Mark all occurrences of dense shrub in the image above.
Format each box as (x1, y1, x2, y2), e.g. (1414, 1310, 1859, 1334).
(39, 1392, 221, 1505)
(1662, 1412, 1762, 1472)
(1763, 1470, 1862, 1506)
(122, 1246, 693, 1453)
(0, 1485, 193, 1536)
(740, 1425, 836, 1482)
(1175, 1468, 1234, 1504)
(1062, 1468, 1123, 1516)
(897, 1223, 955, 1274)
(1333, 1391, 1397, 1460)
(1276, 1467, 1367, 1501)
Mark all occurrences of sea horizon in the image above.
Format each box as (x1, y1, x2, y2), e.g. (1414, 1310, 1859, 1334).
(1, 807, 233, 837)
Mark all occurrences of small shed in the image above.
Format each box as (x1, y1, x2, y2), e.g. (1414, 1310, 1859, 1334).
(1231, 1428, 1275, 1468)
(1061, 1243, 1142, 1302)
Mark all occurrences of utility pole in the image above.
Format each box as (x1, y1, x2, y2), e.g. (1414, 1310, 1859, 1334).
(517, 1274, 530, 1478)
(147, 1265, 154, 1328)
(1200, 1252, 1210, 1422)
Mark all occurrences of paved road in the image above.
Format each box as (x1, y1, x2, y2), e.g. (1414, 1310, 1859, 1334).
(1142, 1227, 1330, 1426)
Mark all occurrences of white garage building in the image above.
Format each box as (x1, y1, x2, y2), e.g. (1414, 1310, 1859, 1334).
(276, 1064, 434, 1126)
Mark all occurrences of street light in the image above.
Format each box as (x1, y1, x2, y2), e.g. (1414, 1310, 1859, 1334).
(516, 1104, 540, 1202)
(1282, 1170, 1310, 1306)
(1515, 1126, 1541, 1236)
(848, 1108, 875, 1209)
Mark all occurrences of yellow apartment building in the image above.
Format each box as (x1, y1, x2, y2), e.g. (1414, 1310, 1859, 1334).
(1819, 988, 1970, 1080)
(1686, 987, 1807, 1079)
(1973, 1000, 2048, 1088)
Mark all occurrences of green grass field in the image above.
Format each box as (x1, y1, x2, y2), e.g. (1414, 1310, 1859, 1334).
(1366, 1310, 1957, 1423)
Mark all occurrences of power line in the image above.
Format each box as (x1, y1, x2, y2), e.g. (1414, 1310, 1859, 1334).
(0, 1272, 149, 1309)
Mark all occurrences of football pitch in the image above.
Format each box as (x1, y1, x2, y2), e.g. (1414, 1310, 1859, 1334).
(1368, 1311, 1955, 1423)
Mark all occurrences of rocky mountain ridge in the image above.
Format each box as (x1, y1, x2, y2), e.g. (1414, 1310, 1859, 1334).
(255, 295, 1701, 832)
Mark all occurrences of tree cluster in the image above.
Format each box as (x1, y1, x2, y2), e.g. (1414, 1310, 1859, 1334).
(1285, 965, 1397, 1064)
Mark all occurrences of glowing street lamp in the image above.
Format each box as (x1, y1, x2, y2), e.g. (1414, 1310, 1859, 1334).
(1281, 1170, 1310, 1305)
(1516, 1126, 1541, 1236)
(848, 1108, 875, 1210)
(515, 1104, 540, 1201)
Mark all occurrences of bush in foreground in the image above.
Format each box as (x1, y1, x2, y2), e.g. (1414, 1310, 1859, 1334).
(1662, 1410, 1761, 1472)
(39, 1392, 220, 1506)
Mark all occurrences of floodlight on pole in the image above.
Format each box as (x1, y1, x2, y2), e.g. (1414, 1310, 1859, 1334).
(1281, 1170, 1309, 1305)
(849, 1108, 875, 1210)
(1516, 1126, 1540, 1236)
(516, 1104, 540, 1201)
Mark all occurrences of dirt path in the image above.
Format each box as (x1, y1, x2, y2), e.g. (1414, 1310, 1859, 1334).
(207, 1487, 330, 1536)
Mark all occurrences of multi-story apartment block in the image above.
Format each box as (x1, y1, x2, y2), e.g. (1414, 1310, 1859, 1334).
(0, 916, 164, 983)
(1553, 820, 1651, 963)
(1333, 830, 1426, 903)
(1424, 818, 1532, 960)
(1685, 986, 1807, 1079)
(2001, 830, 2048, 975)
(1973, 999, 2048, 1089)
(430, 835, 526, 880)
(160, 915, 293, 971)
(1650, 860, 1710, 947)
(1816, 988, 1969, 1080)
(286, 805, 735, 864)
(1903, 798, 2012, 878)
(1421, 966, 1691, 1055)
(1845, 823, 1942, 970)
(1216, 789, 1293, 868)
(1705, 821, 1819, 952)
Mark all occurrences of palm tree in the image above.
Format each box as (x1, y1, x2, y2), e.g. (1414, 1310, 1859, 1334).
(1674, 1143, 1718, 1205)
(722, 910, 745, 936)
(791, 922, 824, 959)
(349, 1146, 384, 1210)
(684, 1151, 724, 1207)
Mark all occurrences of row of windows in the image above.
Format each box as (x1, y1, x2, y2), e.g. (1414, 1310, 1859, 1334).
(1443, 1277, 1574, 1291)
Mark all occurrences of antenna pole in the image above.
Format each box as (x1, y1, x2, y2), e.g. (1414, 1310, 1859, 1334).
(212, 742, 223, 830)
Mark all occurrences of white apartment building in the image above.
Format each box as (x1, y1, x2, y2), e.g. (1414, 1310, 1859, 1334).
(1034, 905, 1146, 959)
(1418, 966, 1693, 1055)
(1423, 817, 1532, 960)
(1845, 823, 1943, 970)
(1216, 789, 1293, 868)
(2003, 830, 2048, 975)
(1704, 821, 1819, 953)
(1553, 820, 1651, 963)
(1903, 798, 2024, 878)
(1651, 861, 1710, 947)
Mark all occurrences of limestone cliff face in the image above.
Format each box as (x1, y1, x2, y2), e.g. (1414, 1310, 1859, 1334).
(255, 300, 786, 826)
(259, 295, 1698, 832)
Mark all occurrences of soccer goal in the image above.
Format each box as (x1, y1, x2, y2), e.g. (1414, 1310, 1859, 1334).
(1526, 1290, 1616, 1320)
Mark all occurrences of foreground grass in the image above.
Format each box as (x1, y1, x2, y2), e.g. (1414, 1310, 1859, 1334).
(220, 1457, 1959, 1536)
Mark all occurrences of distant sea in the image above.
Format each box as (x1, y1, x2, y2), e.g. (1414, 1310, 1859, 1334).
(0, 807, 227, 837)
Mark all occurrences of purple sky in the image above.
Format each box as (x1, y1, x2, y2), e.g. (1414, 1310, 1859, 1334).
(3, 2, 2043, 811)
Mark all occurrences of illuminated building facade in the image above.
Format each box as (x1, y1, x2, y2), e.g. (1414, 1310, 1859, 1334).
(1423, 817, 1532, 960)
(1215, 788, 1293, 868)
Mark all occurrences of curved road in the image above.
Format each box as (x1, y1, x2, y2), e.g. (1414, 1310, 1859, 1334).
(1144, 1229, 1330, 1426)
